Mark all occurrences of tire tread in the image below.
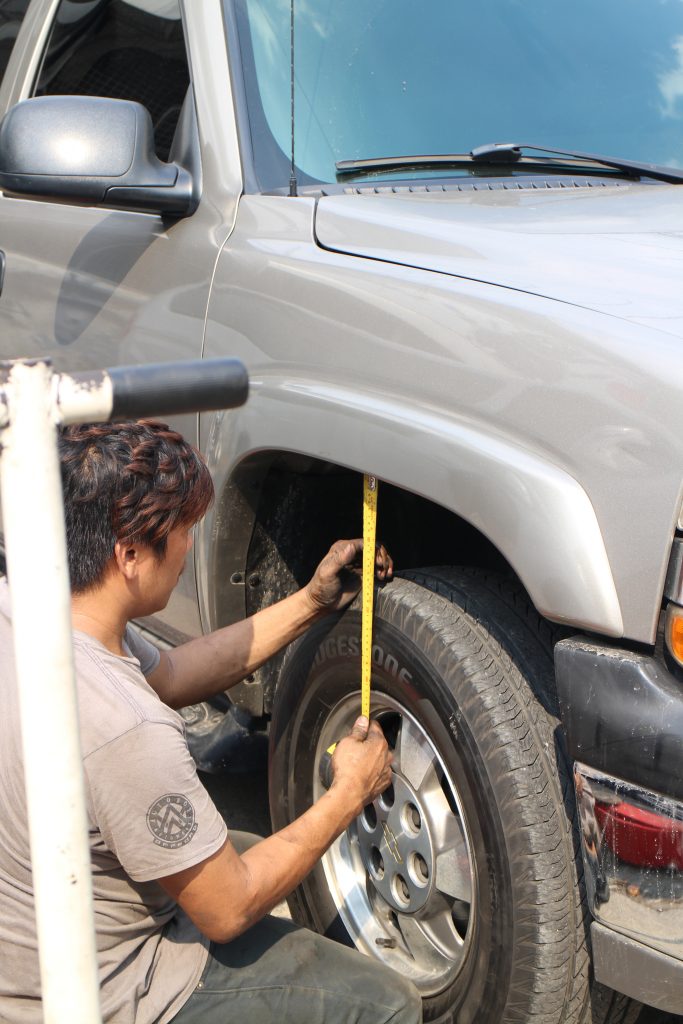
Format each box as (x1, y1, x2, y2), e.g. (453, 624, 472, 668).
(394, 568, 639, 1024)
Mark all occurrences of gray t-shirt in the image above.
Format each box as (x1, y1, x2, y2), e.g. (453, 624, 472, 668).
(0, 579, 228, 1023)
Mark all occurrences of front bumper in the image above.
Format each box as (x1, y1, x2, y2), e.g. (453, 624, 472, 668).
(555, 638, 683, 1012)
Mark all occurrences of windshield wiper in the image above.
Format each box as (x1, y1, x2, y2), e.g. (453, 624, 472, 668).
(471, 141, 683, 183)
(336, 144, 683, 183)
(470, 142, 683, 184)
(336, 154, 478, 175)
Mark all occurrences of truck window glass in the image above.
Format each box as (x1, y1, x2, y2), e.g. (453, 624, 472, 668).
(0, 0, 30, 88)
(34, 0, 189, 162)
(235, 0, 683, 186)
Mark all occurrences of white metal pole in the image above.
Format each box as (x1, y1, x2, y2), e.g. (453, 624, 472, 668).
(0, 360, 102, 1024)
(0, 355, 244, 1022)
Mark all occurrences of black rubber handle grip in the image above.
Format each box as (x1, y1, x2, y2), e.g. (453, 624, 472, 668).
(107, 358, 249, 420)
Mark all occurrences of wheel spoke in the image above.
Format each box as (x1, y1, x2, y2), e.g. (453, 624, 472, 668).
(395, 909, 439, 960)
(395, 906, 459, 968)
(417, 764, 451, 822)
(435, 844, 472, 903)
(419, 898, 464, 960)
(396, 716, 434, 791)
(417, 766, 472, 902)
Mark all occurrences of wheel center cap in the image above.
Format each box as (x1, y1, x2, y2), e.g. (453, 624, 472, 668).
(355, 772, 434, 913)
(380, 821, 402, 863)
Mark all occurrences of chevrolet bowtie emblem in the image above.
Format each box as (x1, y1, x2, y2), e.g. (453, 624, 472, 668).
(381, 822, 403, 864)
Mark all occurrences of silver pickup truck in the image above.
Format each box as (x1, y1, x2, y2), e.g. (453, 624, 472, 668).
(0, 1, 682, 1022)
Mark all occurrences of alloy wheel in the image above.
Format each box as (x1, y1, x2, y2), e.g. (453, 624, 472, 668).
(314, 691, 477, 994)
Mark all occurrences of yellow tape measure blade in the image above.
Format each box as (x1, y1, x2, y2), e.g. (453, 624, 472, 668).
(361, 474, 378, 720)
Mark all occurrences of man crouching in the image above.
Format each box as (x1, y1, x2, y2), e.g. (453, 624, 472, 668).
(0, 420, 421, 1024)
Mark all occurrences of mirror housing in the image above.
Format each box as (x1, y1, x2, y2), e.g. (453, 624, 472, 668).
(0, 95, 197, 216)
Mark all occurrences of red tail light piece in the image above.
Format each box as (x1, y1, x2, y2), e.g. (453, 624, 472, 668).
(595, 800, 683, 870)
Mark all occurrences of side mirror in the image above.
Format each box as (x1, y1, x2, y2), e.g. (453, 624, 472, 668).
(0, 95, 197, 216)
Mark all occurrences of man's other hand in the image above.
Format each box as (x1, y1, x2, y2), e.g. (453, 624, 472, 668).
(304, 539, 393, 613)
(330, 715, 393, 814)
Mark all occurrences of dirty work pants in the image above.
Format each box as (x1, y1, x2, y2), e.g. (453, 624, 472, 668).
(170, 833, 422, 1024)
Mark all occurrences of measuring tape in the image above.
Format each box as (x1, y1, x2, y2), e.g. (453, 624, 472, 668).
(320, 473, 379, 787)
(361, 473, 378, 719)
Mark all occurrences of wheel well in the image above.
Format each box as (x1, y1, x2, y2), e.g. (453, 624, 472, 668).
(214, 452, 515, 714)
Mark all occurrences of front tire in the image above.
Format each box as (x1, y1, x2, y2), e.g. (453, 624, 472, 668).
(269, 569, 639, 1024)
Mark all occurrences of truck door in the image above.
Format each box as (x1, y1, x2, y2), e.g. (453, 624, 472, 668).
(0, 0, 223, 640)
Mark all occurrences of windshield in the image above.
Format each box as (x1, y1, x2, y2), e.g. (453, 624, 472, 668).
(232, 0, 683, 188)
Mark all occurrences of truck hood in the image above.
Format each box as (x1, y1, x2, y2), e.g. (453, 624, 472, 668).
(315, 184, 683, 334)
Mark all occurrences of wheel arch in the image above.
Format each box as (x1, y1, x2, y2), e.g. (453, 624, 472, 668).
(196, 400, 621, 711)
(199, 388, 622, 629)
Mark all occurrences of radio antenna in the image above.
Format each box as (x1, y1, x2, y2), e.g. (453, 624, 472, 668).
(289, 0, 298, 196)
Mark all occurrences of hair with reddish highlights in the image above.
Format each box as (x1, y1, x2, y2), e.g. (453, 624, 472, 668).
(58, 420, 214, 593)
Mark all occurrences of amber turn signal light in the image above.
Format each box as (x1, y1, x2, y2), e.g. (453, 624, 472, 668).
(665, 604, 683, 666)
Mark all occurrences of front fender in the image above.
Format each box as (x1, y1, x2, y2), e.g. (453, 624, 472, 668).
(199, 379, 623, 637)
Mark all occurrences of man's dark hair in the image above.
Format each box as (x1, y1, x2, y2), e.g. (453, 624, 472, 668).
(59, 420, 214, 593)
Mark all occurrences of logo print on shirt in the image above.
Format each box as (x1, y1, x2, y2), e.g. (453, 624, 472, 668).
(147, 794, 198, 849)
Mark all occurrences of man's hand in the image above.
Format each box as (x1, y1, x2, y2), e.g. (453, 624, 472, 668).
(148, 539, 391, 710)
(304, 538, 393, 614)
(330, 715, 393, 815)
(159, 714, 394, 943)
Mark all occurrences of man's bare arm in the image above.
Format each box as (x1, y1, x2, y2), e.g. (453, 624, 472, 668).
(158, 718, 392, 941)
(146, 539, 391, 709)
(146, 586, 324, 708)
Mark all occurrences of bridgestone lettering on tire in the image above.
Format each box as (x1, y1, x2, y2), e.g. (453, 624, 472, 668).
(269, 569, 640, 1024)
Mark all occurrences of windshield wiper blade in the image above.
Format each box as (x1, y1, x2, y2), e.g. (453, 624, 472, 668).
(336, 154, 476, 175)
(470, 142, 683, 184)
(336, 145, 683, 183)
